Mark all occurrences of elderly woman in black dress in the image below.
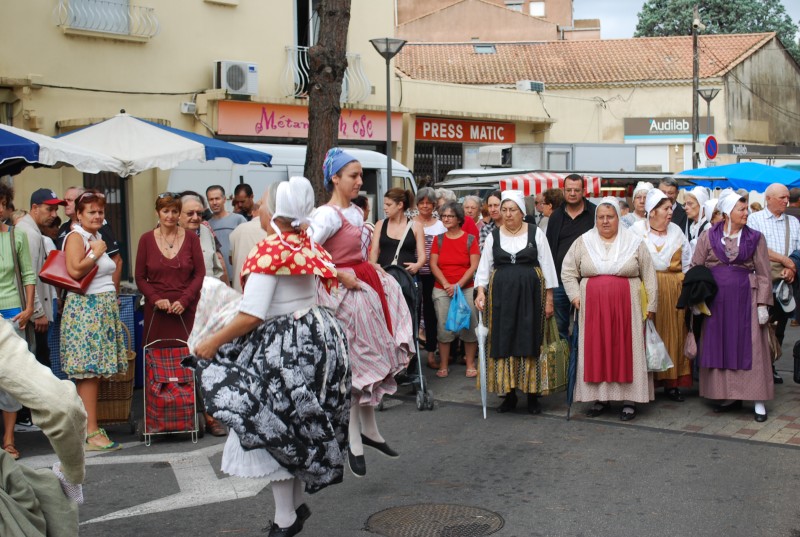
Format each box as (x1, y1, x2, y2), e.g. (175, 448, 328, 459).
(475, 190, 558, 414)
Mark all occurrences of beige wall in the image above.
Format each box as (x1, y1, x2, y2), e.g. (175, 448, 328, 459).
(397, 0, 573, 28)
(397, 0, 558, 42)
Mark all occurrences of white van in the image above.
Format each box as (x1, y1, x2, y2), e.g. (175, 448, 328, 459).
(167, 143, 417, 221)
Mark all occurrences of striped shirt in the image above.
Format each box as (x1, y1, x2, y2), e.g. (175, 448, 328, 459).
(0, 229, 36, 311)
(746, 209, 800, 257)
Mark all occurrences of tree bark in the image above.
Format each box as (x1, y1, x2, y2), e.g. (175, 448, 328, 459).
(304, 0, 351, 205)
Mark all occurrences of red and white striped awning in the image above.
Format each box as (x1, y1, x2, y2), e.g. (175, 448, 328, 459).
(500, 172, 603, 197)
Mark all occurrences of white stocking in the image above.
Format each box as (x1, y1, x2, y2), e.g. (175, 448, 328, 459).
(754, 401, 766, 415)
(271, 479, 297, 528)
(360, 404, 385, 443)
(348, 400, 363, 456)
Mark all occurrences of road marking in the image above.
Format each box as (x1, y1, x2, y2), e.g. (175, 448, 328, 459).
(76, 443, 270, 524)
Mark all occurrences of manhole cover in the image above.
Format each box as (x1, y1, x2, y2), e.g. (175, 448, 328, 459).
(366, 503, 504, 537)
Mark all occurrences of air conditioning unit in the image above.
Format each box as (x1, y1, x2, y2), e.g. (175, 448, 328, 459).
(516, 79, 545, 93)
(213, 61, 259, 96)
(478, 145, 512, 167)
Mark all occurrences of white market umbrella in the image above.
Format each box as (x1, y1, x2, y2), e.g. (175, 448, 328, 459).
(58, 111, 272, 177)
(0, 123, 126, 176)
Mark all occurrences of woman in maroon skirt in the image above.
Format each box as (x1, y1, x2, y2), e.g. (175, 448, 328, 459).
(561, 197, 658, 421)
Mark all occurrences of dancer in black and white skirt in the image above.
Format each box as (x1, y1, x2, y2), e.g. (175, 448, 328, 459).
(193, 176, 350, 537)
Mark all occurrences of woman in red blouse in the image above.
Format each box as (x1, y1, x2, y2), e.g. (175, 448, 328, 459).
(429, 201, 480, 378)
(135, 193, 205, 347)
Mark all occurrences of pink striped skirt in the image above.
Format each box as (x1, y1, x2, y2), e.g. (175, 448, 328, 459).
(317, 267, 413, 406)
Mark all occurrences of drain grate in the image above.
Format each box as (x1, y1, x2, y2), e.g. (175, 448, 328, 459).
(365, 503, 504, 537)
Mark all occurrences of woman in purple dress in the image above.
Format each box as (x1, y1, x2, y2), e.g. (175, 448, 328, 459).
(690, 193, 773, 422)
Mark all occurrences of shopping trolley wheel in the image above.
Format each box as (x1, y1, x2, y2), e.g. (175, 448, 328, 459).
(424, 391, 434, 410)
(415, 390, 425, 411)
(197, 413, 206, 439)
(135, 419, 145, 442)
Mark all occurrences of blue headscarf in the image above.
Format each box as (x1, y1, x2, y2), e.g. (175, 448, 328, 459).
(323, 148, 358, 192)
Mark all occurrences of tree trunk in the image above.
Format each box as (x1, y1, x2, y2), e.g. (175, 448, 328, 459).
(304, 0, 351, 205)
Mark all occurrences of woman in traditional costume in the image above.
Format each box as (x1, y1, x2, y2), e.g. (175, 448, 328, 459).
(311, 148, 414, 478)
(193, 177, 350, 537)
(621, 181, 653, 228)
(630, 189, 692, 401)
(474, 190, 558, 414)
(691, 193, 773, 422)
(561, 197, 658, 420)
(684, 186, 711, 256)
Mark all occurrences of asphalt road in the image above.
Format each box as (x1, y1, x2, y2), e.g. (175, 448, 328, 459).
(17, 391, 800, 537)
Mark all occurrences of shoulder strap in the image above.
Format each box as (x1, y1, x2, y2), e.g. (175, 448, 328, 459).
(391, 220, 413, 265)
(784, 216, 790, 256)
(8, 228, 26, 308)
(466, 233, 474, 253)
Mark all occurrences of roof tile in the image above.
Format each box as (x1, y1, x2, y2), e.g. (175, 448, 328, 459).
(395, 33, 775, 86)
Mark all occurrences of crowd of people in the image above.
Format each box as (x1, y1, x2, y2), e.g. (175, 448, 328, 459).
(3, 152, 800, 536)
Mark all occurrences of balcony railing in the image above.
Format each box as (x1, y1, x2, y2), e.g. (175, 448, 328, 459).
(280, 46, 371, 104)
(54, 0, 159, 40)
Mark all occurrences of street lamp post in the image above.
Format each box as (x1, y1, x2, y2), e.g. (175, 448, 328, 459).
(370, 37, 407, 185)
(697, 87, 720, 139)
(691, 5, 705, 169)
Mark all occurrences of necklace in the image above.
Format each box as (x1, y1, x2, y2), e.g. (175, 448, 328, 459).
(159, 228, 178, 249)
(505, 223, 524, 235)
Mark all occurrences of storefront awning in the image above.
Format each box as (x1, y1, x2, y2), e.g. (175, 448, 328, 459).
(500, 172, 603, 197)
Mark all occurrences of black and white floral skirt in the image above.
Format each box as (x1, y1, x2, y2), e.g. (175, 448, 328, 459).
(196, 306, 351, 493)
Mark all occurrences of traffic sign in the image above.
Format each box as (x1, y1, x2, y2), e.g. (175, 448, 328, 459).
(705, 135, 718, 160)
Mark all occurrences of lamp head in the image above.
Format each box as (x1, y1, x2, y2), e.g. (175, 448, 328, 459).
(370, 37, 407, 60)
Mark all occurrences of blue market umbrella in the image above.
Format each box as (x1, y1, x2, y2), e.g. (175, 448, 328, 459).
(0, 122, 126, 176)
(58, 111, 271, 177)
(676, 162, 800, 192)
(565, 309, 579, 420)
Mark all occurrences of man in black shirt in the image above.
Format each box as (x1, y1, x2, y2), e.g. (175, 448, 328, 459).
(56, 186, 123, 290)
(659, 178, 688, 237)
(546, 174, 596, 340)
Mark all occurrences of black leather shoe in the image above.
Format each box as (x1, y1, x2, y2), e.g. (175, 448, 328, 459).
(527, 394, 542, 415)
(774, 372, 784, 384)
(296, 504, 311, 525)
(620, 405, 637, 421)
(361, 434, 399, 458)
(264, 515, 303, 537)
(713, 400, 743, 413)
(666, 388, 685, 402)
(585, 402, 608, 418)
(496, 391, 518, 413)
(755, 412, 768, 423)
(347, 449, 366, 478)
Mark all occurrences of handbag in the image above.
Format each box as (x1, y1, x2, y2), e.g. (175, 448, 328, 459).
(38, 232, 98, 295)
(445, 285, 471, 332)
(683, 332, 697, 360)
(536, 317, 568, 395)
(645, 319, 674, 372)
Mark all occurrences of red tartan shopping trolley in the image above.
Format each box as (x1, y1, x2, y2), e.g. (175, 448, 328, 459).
(136, 335, 205, 446)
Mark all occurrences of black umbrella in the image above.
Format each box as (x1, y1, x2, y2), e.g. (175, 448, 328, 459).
(566, 309, 579, 420)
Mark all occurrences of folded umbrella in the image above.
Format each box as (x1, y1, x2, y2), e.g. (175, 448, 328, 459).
(476, 311, 489, 419)
(566, 309, 579, 420)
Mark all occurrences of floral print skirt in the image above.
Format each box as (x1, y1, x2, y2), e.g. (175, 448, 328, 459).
(196, 306, 351, 494)
(61, 291, 127, 379)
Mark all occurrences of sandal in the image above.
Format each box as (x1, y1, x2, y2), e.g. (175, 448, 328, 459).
(3, 444, 20, 460)
(85, 428, 122, 452)
(465, 368, 478, 378)
(436, 368, 449, 378)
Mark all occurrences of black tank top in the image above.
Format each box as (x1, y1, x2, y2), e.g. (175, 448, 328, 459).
(377, 219, 417, 267)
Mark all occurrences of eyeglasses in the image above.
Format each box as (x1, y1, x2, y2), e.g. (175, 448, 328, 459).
(440, 214, 457, 219)
(158, 192, 181, 200)
(76, 192, 106, 204)
(182, 210, 203, 217)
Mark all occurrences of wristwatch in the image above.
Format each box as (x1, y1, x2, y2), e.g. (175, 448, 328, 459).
(88, 251, 97, 261)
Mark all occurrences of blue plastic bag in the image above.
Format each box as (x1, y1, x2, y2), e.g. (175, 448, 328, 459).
(445, 285, 471, 332)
